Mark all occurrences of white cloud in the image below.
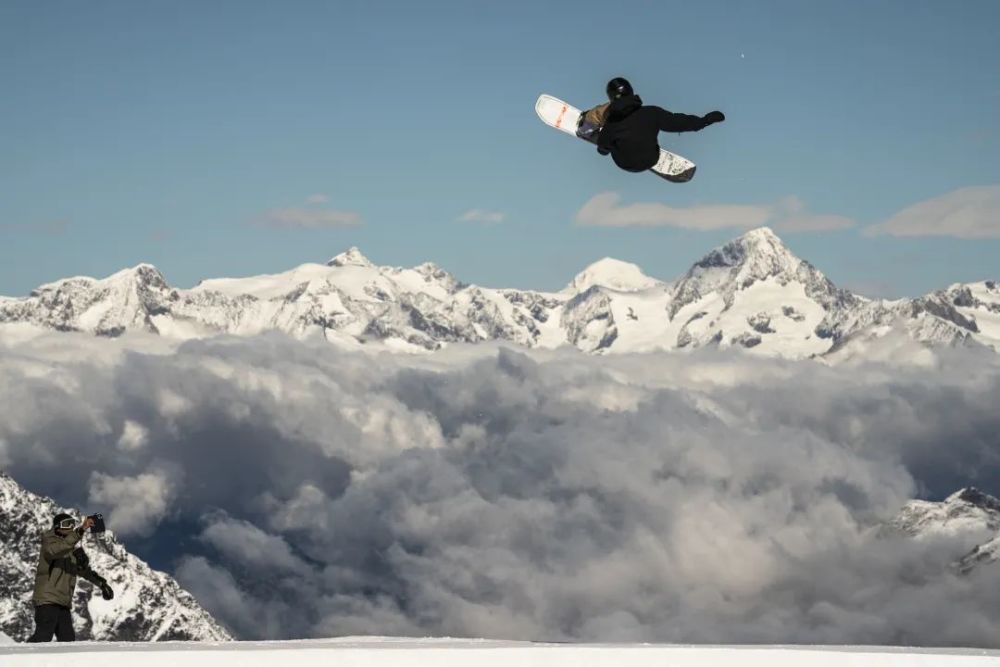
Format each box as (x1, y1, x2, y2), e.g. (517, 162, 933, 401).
(88, 468, 178, 536)
(457, 209, 505, 225)
(175, 556, 280, 639)
(117, 420, 148, 451)
(264, 483, 331, 532)
(305, 194, 330, 205)
(865, 185, 1000, 239)
(199, 515, 308, 573)
(576, 193, 855, 232)
(257, 207, 362, 229)
(3, 333, 1000, 644)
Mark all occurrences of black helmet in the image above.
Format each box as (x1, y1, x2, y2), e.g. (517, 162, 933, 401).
(606, 77, 634, 101)
(52, 513, 74, 530)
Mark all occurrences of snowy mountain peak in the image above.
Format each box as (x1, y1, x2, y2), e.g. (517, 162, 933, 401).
(889, 487, 1000, 540)
(668, 226, 816, 319)
(120, 262, 161, 275)
(31, 263, 168, 297)
(568, 257, 660, 293)
(413, 261, 463, 293)
(946, 487, 1000, 513)
(887, 486, 1000, 576)
(700, 226, 800, 274)
(740, 225, 781, 242)
(327, 247, 374, 268)
(111, 263, 170, 289)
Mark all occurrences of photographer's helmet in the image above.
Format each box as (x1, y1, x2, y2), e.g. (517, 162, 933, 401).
(606, 77, 634, 101)
(52, 513, 75, 530)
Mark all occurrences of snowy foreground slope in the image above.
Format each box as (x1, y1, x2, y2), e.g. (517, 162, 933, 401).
(1, 228, 997, 358)
(0, 472, 230, 642)
(2, 638, 1000, 666)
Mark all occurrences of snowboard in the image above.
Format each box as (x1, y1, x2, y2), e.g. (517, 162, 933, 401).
(534, 94, 697, 183)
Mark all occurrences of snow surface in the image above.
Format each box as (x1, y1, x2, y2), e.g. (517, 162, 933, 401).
(3, 638, 1000, 666)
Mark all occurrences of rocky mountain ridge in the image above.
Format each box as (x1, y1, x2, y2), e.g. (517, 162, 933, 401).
(1, 228, 997, 359)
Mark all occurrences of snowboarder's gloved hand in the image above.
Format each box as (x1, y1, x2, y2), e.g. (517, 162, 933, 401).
(597, 146, 610, 155)
(100, 582, 114, 600)
(702, 111, 725, 126)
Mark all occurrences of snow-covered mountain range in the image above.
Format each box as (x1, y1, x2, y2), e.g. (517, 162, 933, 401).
(1, 228, 997, 359)
(0, 471, 231, 642)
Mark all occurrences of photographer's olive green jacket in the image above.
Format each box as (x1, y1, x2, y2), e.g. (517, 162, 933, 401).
(32, 528, 101, 608)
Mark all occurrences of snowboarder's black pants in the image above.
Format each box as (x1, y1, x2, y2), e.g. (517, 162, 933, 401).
(27, 604, 75, 642)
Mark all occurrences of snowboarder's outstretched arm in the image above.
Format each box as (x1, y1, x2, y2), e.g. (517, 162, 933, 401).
(653, 107, 725, 133)
(596, 129, 613, 155)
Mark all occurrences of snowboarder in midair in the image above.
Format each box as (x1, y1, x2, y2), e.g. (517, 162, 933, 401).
(578, 77, 725, 173)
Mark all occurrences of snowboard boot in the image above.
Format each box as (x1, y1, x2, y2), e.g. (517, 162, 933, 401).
(575, 118, 601, 141)
(576, 103, 609, 141)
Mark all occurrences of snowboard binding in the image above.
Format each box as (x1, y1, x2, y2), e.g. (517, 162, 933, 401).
(575, 118, 601, 142)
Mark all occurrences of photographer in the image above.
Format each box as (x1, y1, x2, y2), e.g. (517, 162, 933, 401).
(27, 513, 114, 642)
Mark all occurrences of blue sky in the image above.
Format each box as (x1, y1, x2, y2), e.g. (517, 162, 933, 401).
(1, 0, 998, 297)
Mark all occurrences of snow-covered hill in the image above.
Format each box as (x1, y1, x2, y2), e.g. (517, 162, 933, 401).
(2, 637, 999, 666)
(1, 228, 997, 359)
(0, 471, 231, 642)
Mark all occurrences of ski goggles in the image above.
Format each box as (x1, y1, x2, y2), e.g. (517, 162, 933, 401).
(57, 518, 76, 530)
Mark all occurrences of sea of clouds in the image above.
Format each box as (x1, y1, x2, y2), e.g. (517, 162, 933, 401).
(2, 327, 1000, 645)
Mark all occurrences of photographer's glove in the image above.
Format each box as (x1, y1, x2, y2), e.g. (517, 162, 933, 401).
(100, 582, 115, 601)
(72, 547, 90, 570)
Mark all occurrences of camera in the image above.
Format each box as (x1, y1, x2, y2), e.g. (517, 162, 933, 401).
(88, 513, 106, 534)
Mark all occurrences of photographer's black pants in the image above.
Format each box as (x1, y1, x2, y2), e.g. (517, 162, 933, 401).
(27, 604, 75, 642)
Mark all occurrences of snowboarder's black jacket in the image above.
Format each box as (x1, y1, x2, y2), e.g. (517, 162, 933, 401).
(596, 94, 710, 172)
